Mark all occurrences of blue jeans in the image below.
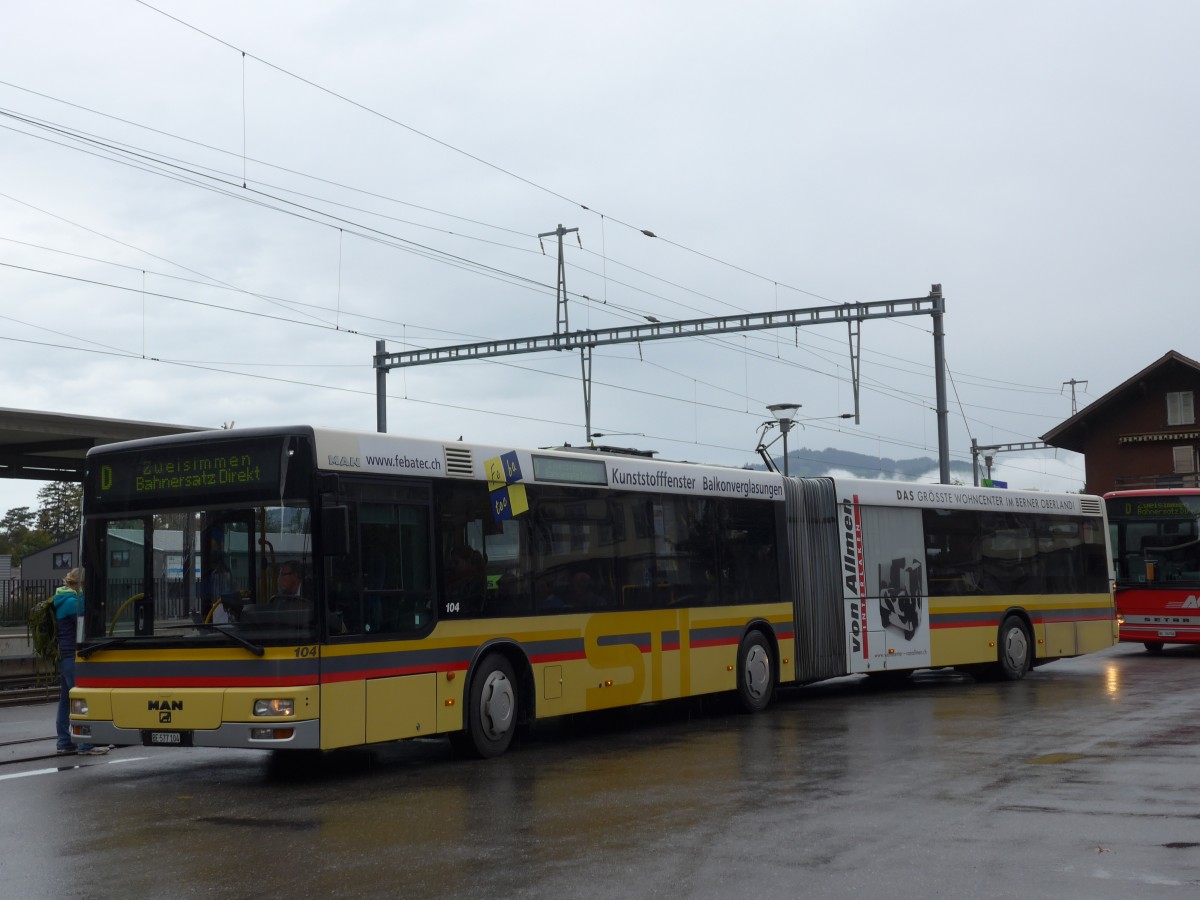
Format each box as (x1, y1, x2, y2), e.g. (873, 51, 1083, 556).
(56, 655, 94, 752)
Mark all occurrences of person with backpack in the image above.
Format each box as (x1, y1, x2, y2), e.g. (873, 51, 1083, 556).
(54, 568, 109, 756)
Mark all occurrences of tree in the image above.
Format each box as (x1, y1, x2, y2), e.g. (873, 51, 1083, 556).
(36, 481, 83, 543)
(0, 505, 53, 565)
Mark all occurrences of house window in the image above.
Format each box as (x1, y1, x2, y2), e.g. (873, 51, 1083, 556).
(1173, 445, 1197, 474)
(52, 552, 73, 569)
(1167, 391, 1195, 426)
(110, 550, 130, 568)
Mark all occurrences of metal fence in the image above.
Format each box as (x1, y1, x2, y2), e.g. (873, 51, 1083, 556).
(0, 578, 201, 627)
(0, 579, 60, 628)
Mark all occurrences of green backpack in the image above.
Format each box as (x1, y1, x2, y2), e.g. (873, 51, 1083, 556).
(28, 595, 61, 665)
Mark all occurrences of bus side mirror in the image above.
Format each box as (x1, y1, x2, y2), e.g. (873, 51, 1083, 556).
(322, 506, 350, 557)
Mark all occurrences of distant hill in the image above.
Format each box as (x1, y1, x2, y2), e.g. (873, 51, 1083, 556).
(753, 446, 974, 481)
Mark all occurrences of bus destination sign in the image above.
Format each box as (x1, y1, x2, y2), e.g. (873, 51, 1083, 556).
(93, 439, 282, 506)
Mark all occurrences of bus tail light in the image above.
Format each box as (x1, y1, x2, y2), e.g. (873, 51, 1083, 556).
(250, 728, 295, 740)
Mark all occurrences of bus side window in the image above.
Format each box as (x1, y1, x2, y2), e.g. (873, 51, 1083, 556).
(329, 487, 434, 636)
(324, 502, 361, 636)
(367, 505, 432, 633)
(444, 532, 486, 611)
(493, 569, 533, 615)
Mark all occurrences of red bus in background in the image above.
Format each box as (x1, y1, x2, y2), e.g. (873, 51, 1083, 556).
(1105, 489, 1200, 652)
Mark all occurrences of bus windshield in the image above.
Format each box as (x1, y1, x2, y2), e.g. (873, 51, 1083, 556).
(1107, 493, 1200, 585)
(87, 502, 318, 646)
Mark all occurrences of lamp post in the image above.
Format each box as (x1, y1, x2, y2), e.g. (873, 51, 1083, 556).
(766, 403, 801, 476)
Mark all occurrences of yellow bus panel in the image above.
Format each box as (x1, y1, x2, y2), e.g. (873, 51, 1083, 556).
(366, 674, 437, 743)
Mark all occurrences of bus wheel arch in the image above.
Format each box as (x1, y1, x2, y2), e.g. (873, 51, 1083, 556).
(452, 642, 532, 759)
(736, 624, 777, 713)
(994, 611, 1034, 681)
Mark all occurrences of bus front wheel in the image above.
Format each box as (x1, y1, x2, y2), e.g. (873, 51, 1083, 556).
(995, 615, 1031, 681)
(453, 653, 518, 759)
(736, 630, 775, 713)
(1144, 641, 1165, 654)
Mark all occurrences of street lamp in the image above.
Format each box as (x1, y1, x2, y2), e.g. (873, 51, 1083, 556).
(766, 403, 801, 476)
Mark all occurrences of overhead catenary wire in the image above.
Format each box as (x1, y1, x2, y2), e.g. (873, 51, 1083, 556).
(0, 238, 1062, 454)
(0, 93, 1065, 401)
(0, 114, 558, 300)
(0, 196, 1060, 457)
(1, 326, 989, 476)
(129, 0, 862, 311)
(3, 91, 944, 358)
(0, 18, 1082, 483)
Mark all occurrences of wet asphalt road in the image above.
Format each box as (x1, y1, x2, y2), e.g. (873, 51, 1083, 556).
(4, 642, 1200, 899)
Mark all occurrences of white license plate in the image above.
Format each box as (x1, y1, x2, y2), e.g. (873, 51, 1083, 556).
(1158, 630, 1176, 637)
(150, 732, 182, 744)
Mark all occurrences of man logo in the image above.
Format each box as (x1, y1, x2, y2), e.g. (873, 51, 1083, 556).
(149, 699, 183, 726)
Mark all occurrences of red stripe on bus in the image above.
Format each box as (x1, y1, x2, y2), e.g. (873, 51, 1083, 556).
(690, 637, 739, 649)
(527, 651, 587, 664)
(931, 613, 1113, 630)
(319, 665, 450, 683)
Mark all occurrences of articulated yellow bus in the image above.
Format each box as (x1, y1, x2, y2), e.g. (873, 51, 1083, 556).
(69, 426, 1115, 757)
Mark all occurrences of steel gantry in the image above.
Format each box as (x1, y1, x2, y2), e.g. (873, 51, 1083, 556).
(374, 284, 953, 482)
(970, 438, 1052, 487)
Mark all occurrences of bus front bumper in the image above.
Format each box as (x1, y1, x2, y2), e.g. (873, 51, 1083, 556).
(71, 718, 321, 750)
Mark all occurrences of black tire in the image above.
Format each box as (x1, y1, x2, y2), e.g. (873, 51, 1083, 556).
(453, 653, 518, 759)
(736, 630, 775, 713)
(1144, 641, 1165, 654)
(995, 614, 1032, 681)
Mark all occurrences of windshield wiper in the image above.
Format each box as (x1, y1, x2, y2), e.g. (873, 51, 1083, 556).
(177, 622, 265, 656)
(82, 625, 265, 658)
(78, 638, 130, 658)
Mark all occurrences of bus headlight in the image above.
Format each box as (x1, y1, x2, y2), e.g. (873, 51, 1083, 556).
(253, 699, 295, 717)
(71, 698, 89, 715)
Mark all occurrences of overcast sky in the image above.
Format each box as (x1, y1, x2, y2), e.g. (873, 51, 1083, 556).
(2, 0, 1196, 516)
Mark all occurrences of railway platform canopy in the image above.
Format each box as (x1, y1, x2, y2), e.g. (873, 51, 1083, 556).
(0, 406, 210, 486)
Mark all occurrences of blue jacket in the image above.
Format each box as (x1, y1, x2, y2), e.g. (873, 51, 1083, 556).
(53, 586, 82, 656)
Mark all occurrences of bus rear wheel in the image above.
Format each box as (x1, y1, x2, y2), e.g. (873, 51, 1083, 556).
(453, 653, 518, 759)
(995, 615, 1031, 681)
(736, 630, 775, 713)
(1144, 641, 1165, 654)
